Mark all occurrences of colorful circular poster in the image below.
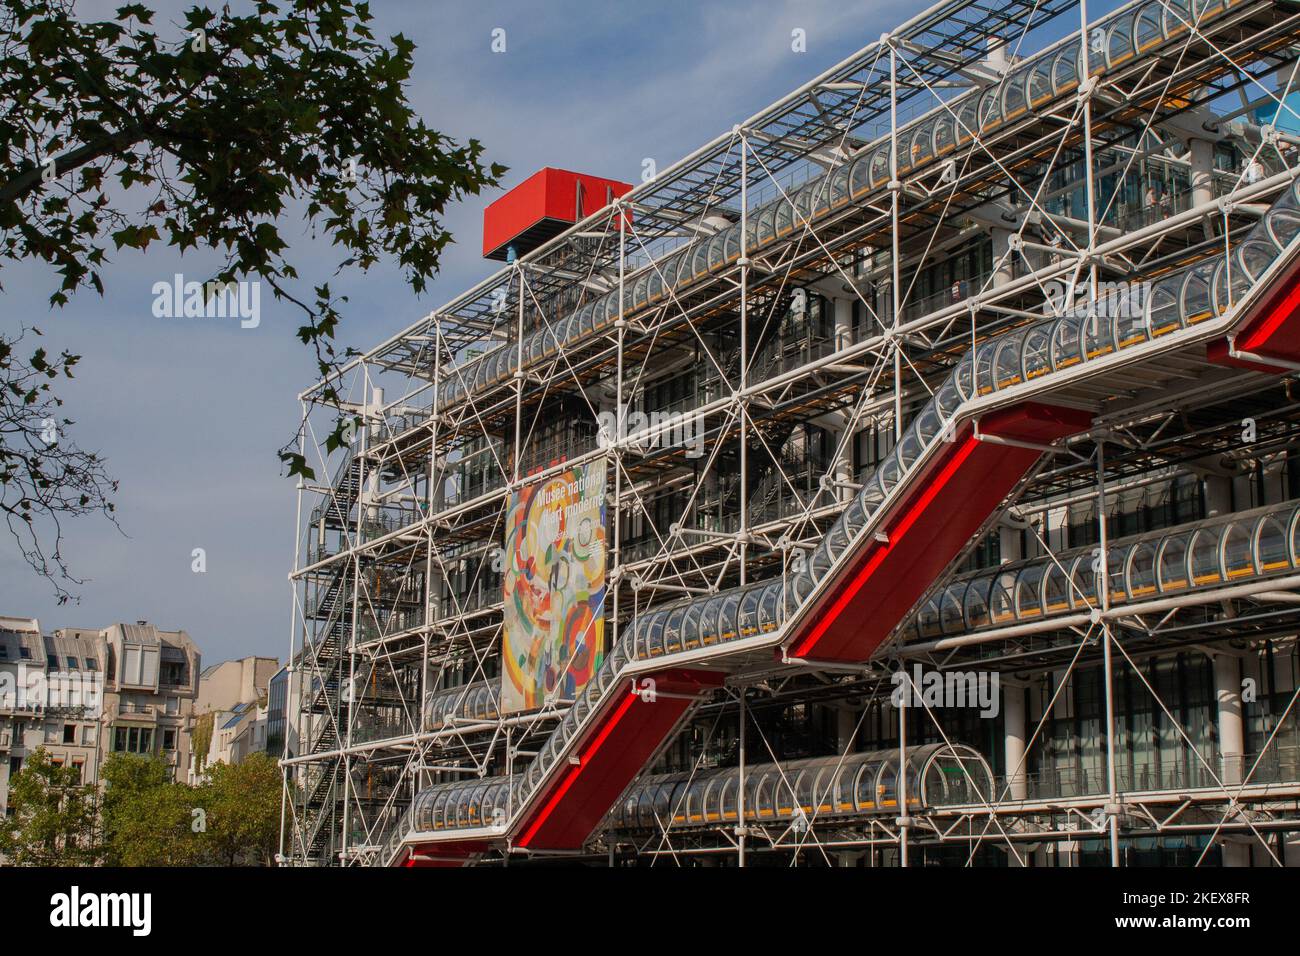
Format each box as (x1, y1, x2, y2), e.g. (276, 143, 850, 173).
(501, 460, 607, 711)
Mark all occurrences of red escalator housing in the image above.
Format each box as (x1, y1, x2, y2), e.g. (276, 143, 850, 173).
(400, 840, 490, 867)
(397, 668, 724, 863)
(788, 401, 1093, 663)
(514, 667, 725, 851)
(1209, 254, 1300, 369)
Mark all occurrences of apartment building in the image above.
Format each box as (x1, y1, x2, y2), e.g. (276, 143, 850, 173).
(192, 655, 278, 778)
(0, 617, 200, 815)
(0, 617, 102, 813)
(197, 656, 279, 716)
(89, 622, 202, 783)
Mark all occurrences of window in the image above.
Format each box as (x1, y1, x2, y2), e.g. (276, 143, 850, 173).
(46, 654, 58, 669)
(83, 658, 96, 671)
(162, 729, 177, 751)
(120, 642, 160, 687)
(160, 660, 187, 687)
(65, 656, 78, 670)
(165, 697, 179, 716)
(62, 724, 75, 744)
(18, 647, 30, 660)
(0, 646, 7, 658)
(111, 726, 154, 754)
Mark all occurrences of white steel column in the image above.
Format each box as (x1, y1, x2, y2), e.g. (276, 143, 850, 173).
(1079, 0, 1100, 305)
(889, 36, 908, 870)
(739, 130, 750, 587)
(1214, 652, 1245, 787)
(340, 378, 373, 863)
(1190, 137, 1216, 239)
(833, 295, 855, 499)
(1004, 681, 1028, 802)
(836, 704, 857, 751)
(992, 226, 1016, 289)
(1215, 647, 1250, 866)
(898, 674, 909, 867)
(613, 201, 626, 655)
(738, 686, 747, 868)
(889, 40, 904, 442)
(833, 295, 853, 350)
(1097, 437, 1122, 868)
(278, 398, 309, 863)
(737, 132, 750, 869)
(1205, 473, 1233, 518)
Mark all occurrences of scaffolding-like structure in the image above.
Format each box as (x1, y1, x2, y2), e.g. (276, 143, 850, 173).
(281, 0, 1300, 867)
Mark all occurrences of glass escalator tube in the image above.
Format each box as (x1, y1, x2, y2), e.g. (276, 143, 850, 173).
(610, 745, 995, 830)
(663, 604, 688, 655)
(910, 500, 1300, 639)
(698, 593, 725, 647)
(681, 600, 704, 651)
(738, 584, 763, 640)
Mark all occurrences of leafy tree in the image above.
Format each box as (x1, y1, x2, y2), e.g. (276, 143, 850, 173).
(0, 0, 505, 597)
(118, 783, 204, 865)
(0, 326, 116, 604)
(101, 751, 284, 866)
(191, 710, 214, 774)
(101, 751, 203, 866)
(200, 752, 281, 866)
(0, 747, 101, 865)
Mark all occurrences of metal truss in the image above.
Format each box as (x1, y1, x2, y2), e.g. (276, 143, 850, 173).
(279, 0, 1300, 866)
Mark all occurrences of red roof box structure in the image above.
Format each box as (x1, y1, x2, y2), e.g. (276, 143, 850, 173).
(483, 167, 633, 261)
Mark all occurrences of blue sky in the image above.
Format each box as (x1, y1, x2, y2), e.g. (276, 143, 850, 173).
(0, 0, 892, 665)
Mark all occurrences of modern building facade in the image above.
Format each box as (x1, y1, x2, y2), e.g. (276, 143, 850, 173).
(266, 655, 313, 763)
(283, 0, 1300, 866)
